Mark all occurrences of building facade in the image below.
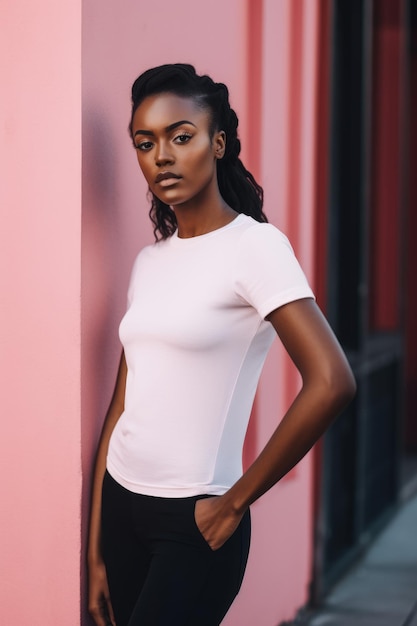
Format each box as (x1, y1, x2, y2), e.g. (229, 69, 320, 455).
(312, 0, 417, 599)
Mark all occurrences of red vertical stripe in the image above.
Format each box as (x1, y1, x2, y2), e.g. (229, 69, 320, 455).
(246, 0, 263, 182)
(286, 0, 303, 249)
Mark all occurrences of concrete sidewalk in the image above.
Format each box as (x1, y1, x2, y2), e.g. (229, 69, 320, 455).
(295, 491, 417, 625)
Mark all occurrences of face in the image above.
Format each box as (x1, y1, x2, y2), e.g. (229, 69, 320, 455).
(131, 93, 225, 208)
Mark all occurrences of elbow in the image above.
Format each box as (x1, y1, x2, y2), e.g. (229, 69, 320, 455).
(306, 363, 356, 417)
(339, 375, 356, 408)
(328, 365, 357, 413)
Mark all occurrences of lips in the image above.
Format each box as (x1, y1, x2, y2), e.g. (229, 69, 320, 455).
(155, 171, 182, 184)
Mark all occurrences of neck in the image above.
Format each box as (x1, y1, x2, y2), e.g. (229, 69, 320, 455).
(174, 189, 237, 239)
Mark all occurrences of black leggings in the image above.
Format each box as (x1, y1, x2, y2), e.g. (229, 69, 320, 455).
(101, 471, 251, 626)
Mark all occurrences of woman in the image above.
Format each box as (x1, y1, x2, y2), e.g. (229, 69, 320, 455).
(88, 63, 356, 626)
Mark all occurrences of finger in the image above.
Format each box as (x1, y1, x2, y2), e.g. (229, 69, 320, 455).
(88, 603, 107, 626)
(105, 595, 116, 626)
(99, 595, 116, 626)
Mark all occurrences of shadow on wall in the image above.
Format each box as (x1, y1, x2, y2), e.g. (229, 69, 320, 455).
(80, 103, 127, 625)
(83, 106, 118, 211)
(82, 102, 124, 424)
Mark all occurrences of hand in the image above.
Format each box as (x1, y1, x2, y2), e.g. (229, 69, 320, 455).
(194, 496, 244, 551)
(88, 558, 116, 626)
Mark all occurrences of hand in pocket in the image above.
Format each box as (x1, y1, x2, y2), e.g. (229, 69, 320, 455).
(194, 496, 244, 551)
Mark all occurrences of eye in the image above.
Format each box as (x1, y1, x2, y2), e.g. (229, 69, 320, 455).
(135, 140, 153, 151)
(173, 133, 192, 144)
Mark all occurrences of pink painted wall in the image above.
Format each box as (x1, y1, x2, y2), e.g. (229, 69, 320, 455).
(0, 0, 321, 624)
(81, 1, 320, 625)
(0, 1, 82, 625)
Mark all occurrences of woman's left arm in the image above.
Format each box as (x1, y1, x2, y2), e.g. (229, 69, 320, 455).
(195, 298, 356, 549)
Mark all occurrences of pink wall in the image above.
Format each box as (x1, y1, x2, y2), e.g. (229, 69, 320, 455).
(82, 1, 320, 625)
(0, 1, 320, 624)
(0, 1, 82, 624)
(81, 3, 249, 619)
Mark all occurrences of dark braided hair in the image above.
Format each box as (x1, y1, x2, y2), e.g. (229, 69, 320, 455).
(129, 64, 267, 240)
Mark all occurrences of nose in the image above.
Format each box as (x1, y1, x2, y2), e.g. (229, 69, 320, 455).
(155, 141, 174, 167)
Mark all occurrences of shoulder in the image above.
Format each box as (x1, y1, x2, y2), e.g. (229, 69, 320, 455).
(127, 241, 167, 283)
(233, 215, 314, 315)
(235, 215, 294, 255)
(131, 238, 170, 265)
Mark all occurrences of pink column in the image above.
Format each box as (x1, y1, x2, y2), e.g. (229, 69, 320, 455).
(0, 1, 82, 625)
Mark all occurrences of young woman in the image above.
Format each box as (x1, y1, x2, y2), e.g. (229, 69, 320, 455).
(87, 63, 356, 626)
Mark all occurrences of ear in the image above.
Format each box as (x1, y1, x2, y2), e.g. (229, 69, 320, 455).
(213, 130, 226, 159)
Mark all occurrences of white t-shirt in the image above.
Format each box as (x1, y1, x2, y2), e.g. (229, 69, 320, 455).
(107, 213, 314, 497)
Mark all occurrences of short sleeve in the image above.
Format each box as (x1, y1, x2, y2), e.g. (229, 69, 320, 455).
(234, 223, 315, 319)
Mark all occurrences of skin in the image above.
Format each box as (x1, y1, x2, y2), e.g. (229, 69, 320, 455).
(132, 93, 237, 237)
(88, 352, 126, 626)
(87, 93, 356, 625)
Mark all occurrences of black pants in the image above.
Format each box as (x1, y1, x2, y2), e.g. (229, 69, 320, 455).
(101, 471, 251, 626)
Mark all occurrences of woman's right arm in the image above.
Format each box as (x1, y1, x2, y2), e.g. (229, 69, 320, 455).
(87, 350, 127, 626)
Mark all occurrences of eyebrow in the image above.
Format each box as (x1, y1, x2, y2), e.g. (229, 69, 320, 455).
(134, 120, 197, 137)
